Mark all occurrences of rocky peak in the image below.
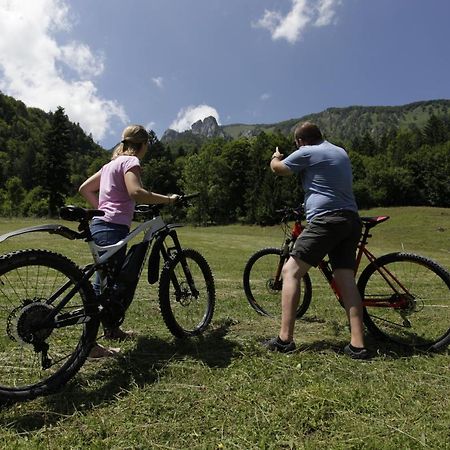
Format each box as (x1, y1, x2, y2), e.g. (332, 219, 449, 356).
(161, 116, 225, 143)
(191, 116, 225, 138)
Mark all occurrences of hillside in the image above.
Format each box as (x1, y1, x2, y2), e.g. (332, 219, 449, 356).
(162, 99, 450, 145)
(0, 92, 109, 215)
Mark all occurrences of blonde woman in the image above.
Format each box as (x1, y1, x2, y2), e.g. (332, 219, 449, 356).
(79, 125, 179, 357)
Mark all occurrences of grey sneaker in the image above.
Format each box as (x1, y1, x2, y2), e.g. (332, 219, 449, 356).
(344, 344, 371, 360)
(263, 336, 296, 353)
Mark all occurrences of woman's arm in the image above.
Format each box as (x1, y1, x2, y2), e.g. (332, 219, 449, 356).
(79, 171, 101, 208)
(124, 167, 178, 204)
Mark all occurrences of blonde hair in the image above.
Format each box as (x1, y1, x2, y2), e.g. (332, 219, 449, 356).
(112, 125, 149, 159)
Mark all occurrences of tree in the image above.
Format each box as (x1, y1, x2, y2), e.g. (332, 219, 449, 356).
(41, 106, 71, 216)
(180, 139, 231, 225)
(0, 176, 25, 216)
(423, 115, 448, 146)
(243, 132, 299, 225)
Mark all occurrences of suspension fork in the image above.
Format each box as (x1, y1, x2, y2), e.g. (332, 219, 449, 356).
(272, 239, 291, 288)
(160, 229, 198, 295)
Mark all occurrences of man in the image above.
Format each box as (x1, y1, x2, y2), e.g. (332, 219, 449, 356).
(266, 122, 369, 359)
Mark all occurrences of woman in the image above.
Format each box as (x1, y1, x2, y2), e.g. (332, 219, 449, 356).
(79, 125, 179, 357)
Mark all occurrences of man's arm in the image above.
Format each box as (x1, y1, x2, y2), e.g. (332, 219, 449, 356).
(270, 147, 292, 176)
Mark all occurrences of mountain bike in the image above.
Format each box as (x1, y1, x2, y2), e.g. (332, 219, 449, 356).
(0, 194, 215, 402)
(243, 207, 450, 351)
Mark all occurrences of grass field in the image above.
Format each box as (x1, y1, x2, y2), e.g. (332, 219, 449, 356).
(0, 207, 449, 449)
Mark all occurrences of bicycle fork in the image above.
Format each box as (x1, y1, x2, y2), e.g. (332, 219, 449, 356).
(161, 230, 199, 299)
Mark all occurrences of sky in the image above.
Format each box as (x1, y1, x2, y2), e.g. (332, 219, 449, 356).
(0, 0, 449, 149)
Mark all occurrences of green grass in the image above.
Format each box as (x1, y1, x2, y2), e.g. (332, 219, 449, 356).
(0, 207, 449, 449)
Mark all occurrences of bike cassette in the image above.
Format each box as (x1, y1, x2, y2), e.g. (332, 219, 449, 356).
(7, 300, 54, 345)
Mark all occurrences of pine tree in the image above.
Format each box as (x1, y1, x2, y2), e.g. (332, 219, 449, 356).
(42, 106, 71, 217)
(423, 115, 447, 145)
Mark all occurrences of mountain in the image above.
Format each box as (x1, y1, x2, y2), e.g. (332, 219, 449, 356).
(161, 99, 450, 145)
(162, 116, 225, 143)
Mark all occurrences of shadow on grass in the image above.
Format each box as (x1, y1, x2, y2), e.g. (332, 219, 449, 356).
(292, 334, 448, 359)
(0, 318, 242, 431)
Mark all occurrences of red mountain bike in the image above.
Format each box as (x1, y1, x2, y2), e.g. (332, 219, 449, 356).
(243, 207, 450, 351)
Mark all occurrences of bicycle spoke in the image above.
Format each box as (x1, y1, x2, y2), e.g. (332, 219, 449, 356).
(361, 253, 450, 348)
(0, 250, 99, 400)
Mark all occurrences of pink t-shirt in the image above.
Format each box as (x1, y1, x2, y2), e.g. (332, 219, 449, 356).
(98, 155, 140, 227)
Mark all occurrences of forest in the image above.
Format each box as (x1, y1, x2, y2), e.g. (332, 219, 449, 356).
(0, 92, 449, 225)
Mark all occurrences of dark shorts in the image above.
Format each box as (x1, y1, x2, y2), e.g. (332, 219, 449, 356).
(290, 210, 362, 270)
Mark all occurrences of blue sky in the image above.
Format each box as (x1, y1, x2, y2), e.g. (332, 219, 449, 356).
(0, 0, 449, 149)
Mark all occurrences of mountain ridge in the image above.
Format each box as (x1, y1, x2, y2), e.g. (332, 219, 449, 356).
(161, 99, 450, 144)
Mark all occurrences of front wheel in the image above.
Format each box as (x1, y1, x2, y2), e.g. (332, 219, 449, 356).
(0, 250, 99, 403)
(243, 247, 312, 319)
(358, 252, 450, 350)
(159, 249, 215, 338)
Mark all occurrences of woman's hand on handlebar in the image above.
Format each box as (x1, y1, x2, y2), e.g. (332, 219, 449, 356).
(167, 194, 181, 205)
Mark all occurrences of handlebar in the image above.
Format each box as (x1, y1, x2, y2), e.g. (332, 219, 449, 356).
(59, 193, 200, 224)
(179, 192, 200, 202)
(275, 205, 305, 222)
(134, 192, 200, 216)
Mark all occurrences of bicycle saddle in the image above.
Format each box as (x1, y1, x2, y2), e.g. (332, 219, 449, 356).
(360, 216, 390, 228)
(60, 205, 105, 222)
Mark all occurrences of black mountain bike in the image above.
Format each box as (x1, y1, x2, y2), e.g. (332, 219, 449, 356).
(0, 194, 215, 402)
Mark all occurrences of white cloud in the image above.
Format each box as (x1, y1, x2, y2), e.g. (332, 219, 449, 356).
(169, 105, 220, 132)
(146, 121, 156, 131)
(0, 0, 127, 141)
(253, 0, 341, 44)
(260, 93, 271, 101)
(60, 42, 104, 78)
(152, 76, 164, 89)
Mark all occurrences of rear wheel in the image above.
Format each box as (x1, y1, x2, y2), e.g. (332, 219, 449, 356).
(358, 252, 450, 350)
(0, 250, 99, 402)
(243, 247, 312, 319)
(159, 249, 215, 338)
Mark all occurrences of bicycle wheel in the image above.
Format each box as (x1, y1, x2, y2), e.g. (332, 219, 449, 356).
(0, 250, 99, 402)
(358, 252, 450, 350)
(159, 248, 215, 338)
(243, 247, 312, 319)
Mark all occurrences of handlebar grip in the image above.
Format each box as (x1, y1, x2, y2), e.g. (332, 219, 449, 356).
(180, 192, 200, 201)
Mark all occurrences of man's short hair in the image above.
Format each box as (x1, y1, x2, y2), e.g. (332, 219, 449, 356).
(294, 122, 323, 145)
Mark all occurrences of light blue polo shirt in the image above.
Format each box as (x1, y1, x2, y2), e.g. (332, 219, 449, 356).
(282, 141, 358, 221)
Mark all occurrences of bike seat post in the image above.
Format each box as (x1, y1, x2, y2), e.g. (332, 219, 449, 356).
(359, 223, 371, 247)
(78, 219, 93, 241)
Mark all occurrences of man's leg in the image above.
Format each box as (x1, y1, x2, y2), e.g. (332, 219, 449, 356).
(279, 256, 311, 342)
(332, 268, 365, 348)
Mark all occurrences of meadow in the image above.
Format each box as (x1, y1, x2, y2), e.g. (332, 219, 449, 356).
(0, 206, 449, 449)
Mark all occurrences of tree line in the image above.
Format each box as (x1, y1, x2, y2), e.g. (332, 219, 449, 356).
(170, 115, 450, 225)
(0, 93, 449, 225)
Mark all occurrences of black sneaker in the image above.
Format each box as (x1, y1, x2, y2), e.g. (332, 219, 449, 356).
(344, 344, 371, 360)
(263, 336, 296, 353)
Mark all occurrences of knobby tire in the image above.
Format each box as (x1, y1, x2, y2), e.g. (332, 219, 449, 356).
(243, 247, 312, 319)
(0, 250, 99, 403)
(159, 248, 215, 338)
(358, 252, 450, 350)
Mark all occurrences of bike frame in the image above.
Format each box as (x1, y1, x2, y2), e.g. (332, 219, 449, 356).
(88, 215, 166, 266)
(30, 212, 185, 329)
(280, 211, 411, 310)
